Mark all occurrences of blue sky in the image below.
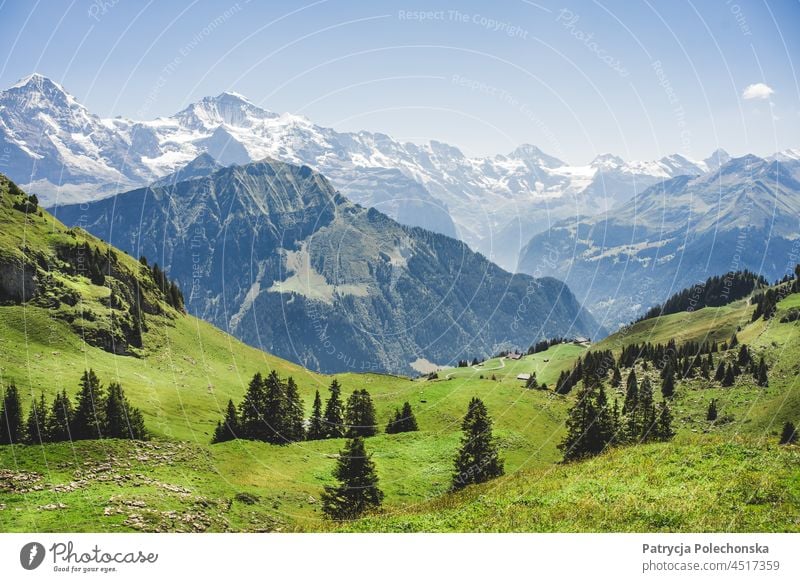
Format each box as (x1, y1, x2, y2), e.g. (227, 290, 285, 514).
(0, 0, 797, 163)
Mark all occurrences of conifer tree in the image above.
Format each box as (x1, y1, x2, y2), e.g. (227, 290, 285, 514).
(622, 369, 638, 415)
(212, 399, 239, 443)
(661, 371, 675, 399)
(400, 402, 418, 432)
(706, 399, 718, 421)
(25, 393, 48, 444)
(284, 377, 305, 442)
(452, 397, 504, 489)
(263, 370, 287, 443)
(722, 364, 736, 387)
(238, 372, 266, 440)
(71, 369, 106, 440)
(700, 358, 710, 379)
(345, 389, 378, 438)
(0, 384, 24, 445)
(306, 390, 326, 440)
(385, 408, 402, 434)
(47, 390, 74, 442)
(610, 398, 621, 443)
(714, 360, 726, 382)
(654, 401, 675, 441)
(779, 421, 797, 445)
(756, 357, 769, 387)
(635, 377, 658, 442)
(525, 373, 539, 390)
(560, 380, 614, 460)
(321, 437, 383, 519)
(386, 402, 418, 434)
(104, 382, 146, 440)
(611, 366, 622, 389)
(103, 382, 126, 438)
(729, 332, 739, 348)
(323, 379, 345, 438)
(737, 345, 751, 367)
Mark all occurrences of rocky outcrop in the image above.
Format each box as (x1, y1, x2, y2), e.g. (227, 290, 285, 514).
(0, 256, 37, 303)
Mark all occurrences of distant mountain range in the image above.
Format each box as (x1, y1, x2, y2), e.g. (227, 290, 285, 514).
(52, 159, 600, 374)
(6, 74, 794, 271)
(518, 154, 800, 329)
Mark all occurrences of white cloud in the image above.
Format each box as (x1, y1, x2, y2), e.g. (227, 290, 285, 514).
(742, 83, 775, 100)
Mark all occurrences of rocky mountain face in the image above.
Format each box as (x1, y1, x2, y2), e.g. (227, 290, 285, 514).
(52, 159, 600, 374)
(517, 154, 800, 329)
(0, 74, 761, 271)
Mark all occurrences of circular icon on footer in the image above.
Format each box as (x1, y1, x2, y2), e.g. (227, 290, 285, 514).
(20, 542, 46, 570)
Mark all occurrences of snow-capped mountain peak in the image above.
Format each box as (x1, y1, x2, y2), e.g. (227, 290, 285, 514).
(703, 148, 731, 170)
(508, 143, 565, 168)
(2, 72, 88, 119)
(590, 153, 625, 170)
(172, 91, 278, 130)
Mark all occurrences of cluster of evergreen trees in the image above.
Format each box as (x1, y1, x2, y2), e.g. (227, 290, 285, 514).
(751, 265, 800, 321)
(711, 344, 769, 387)
(11, 188, 39, 214)
(638, 270, 767, 323)
(554, 349, 615, 395)
(554, 334, 768, 397)
(560, 371, 674, 462)
(524, 373, 547, 390)
(527, 336, 568, 355)
(0, 370, 146, 445)
(456, 357, 480, 368)
(138, 257, 184, 312)
(213, 371, 304, 444)
(73, 241, 110, 286)
(385, 403, 418, 434)
(213, 375, 419, 444)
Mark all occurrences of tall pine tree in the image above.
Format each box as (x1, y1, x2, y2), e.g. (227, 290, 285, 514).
(71, 369, 106, 440)
(345, 389, 378, 438)
(263, 370, 287, 443)
(212, 399, 240, 443)
(25, 392, 48, 444)
(654, 401, 675, 441)
(0, 384, 24, 445)
(560, 380, 614, 461)
(321, 437, 384, 519)
(307, 390, 326, 440)
(452, 397, 504, 489)
(622, 369, 638, 415)
(47, 390, 74, 442)
(323, 379, 345, 438)
(104, 382, 146, 439)
(283, 377, 305, 442)
(238, 372, 266, 440)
